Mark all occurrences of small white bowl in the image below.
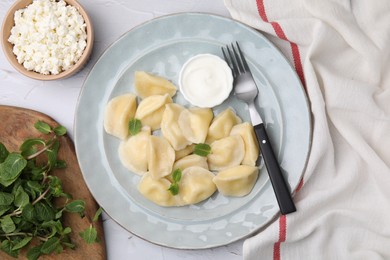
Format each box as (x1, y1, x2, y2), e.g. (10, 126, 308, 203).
(1, 0, 94, 80)
(179, 53, 233, 108)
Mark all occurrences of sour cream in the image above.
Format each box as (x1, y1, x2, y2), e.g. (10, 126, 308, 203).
(179, 54, 233, 108)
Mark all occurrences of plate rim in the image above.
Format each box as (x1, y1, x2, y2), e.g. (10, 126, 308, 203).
(74, 12, 313, 249)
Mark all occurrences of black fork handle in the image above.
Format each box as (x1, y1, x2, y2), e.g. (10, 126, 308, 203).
(254, 123, 296, 215)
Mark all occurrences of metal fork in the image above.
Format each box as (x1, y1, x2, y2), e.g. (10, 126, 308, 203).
(222, 42, 296, 215)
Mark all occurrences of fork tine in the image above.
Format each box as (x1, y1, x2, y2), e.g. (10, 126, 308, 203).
(231, 42, 245, 74)
(222, 42, 250, 79)
(226, 45, 239, 78)
(235, 42, 250, 72)
(221, 47, 236, 78)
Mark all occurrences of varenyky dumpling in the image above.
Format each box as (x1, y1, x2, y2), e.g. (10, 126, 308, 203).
(178, 107, 213, 144)
(134, 71, 177, 99)
(135, 94, 172, 130)
(173, 154, 208, 171)
(118, 126, 151, 175)
(148, 135, 175, 179)
(179, 166, 216, 205)
(138, 173, 182, 207)
(206, 108, 242, 143)
(161, 103, 191, 150)
(174, 144, 195, 161)
(104, 93, 137, 140)
(208, 135, 245, 171)
(213, 165, 259, 197)
(230, 122, 259, 166)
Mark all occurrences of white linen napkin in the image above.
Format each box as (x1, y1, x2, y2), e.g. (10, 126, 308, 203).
(224, 0, 390, 259)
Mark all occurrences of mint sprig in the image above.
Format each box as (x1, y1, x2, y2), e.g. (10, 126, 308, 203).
(193, 143, 211, 157)
(0, 121, 101, 259)
(128, 118, 142, 136)
(168, 169, 182, 196)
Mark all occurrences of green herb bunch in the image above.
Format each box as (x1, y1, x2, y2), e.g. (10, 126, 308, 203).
(0, 121, 100, 259)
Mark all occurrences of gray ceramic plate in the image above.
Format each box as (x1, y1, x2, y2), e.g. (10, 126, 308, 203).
(74, 13, 311, 249)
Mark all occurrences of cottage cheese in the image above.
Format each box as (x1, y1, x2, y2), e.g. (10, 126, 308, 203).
(8, 0, 87, 75)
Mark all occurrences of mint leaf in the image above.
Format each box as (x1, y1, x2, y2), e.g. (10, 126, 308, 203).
(46, 142, 59, 169)
(53, 126, 66, 136)
(40, 237, 60, 254)
(1, 240, 18, 258)
(35, 202, 55, 222)
(0, 205, 11, 216)
(92, 207, 103, 222)
(34, 121, 52, 134)
(128, 118, 142, 136)
(80, 225, 98, 244)
(1, 215, 16, 233)
(54, 160, 67, 169)
(172, 169, 182, 183)
(0, 192, 14, 206)
(19, 138, 45, 154)
(12, 236, 33, 251)
(62, 227, 72, 235)
(14, 186, 29, 208)
(168, 183, 179, 195)
(0, 153, 27, 187)
(26, 245, 42, 260)
(65, 200, 85, 217)
(0, 142, 9, 163)
(21, 203, 35, 221)
(194, 143, 211, 157)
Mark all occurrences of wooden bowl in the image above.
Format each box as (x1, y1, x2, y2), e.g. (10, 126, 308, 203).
(1, 0, 94, 80)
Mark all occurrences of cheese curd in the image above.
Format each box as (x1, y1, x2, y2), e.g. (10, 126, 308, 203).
(8, 0, 87, 75)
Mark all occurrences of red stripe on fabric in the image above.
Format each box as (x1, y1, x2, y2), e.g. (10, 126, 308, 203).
(256, 0, 306, 90)
(295, 178, 304, 192)
(270, 22, 288, 40)
(290, 43, 306, 88)
(256, 0, 268, 21)
(256, 1, 306, 259)
(270, 22, 307, 85)
(273, 215, 287, 260)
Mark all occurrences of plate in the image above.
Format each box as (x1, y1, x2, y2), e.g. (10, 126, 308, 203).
(74, 13, 312, 249)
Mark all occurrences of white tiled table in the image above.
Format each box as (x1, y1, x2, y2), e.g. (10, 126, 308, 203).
(0, 0, 242, 259)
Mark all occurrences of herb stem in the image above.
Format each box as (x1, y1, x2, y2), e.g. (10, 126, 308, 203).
(0, 232, 48, 242)
(26, 135, 57, 160)
(32, 187, 50, 205)
(0, 232, 32, 237)
(8, 209, 22, 217)
(41, 169, 49, 185)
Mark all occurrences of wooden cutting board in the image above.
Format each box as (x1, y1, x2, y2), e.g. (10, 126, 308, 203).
(0, 106, 106, 260)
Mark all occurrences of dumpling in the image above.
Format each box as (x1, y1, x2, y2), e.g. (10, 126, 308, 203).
(206, 108, 242, 143)
(161, 103, 191, 150)
(178, 107, 213, 144)
(118, 126, 151, 175)
(135, 94, 172, 130)
(213, 165, 259, 197)
(148, 136, 175, 179)
(135, 71, 177, 99)
(230, 122, 259, 166)
(175, 144, 195, 161)
(207, 135, 245, 171)
(179, 166, 216, 205)
(104, 93, 137, 140)
(138, 173, 182, 207)
(173, 154, 208, 171)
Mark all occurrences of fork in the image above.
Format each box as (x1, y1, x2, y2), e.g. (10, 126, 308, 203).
(222, 42, 296, 215)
